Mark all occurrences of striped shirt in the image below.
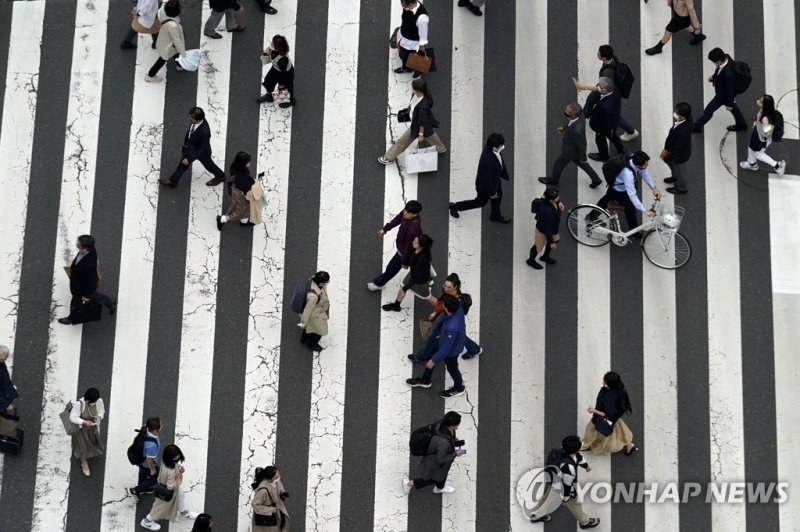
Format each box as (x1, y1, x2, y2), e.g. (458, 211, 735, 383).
(559, 452, 589, 501)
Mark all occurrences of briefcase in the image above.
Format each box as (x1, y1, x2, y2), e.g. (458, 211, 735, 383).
(405, 48, 436, 73)
(0, 428, 24, 456)
(70, 301, 102, 325)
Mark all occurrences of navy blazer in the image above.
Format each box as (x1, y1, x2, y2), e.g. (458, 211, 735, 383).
(182, 120, 213, 160)
(69, 249, 99, 299)
(663, 120, 692, 164)
(475, 148, 510, 195)
(712, 56, 738, 107)
(584, 90, 621, 134)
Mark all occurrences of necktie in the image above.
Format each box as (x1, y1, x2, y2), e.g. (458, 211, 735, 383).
(189, 123, 197, 137)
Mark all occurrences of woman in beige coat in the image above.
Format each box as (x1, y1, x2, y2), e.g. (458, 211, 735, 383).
(145, 0, 187, 83)
(140, 445, 200, 531)
(299, 271, 330, 352)
(251, 466, 290, 531)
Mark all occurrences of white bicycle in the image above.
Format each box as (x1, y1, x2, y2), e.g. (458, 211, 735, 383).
(567, 198, 692, 269)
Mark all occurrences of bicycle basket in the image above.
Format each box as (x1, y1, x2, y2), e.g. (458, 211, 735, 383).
(658, 205, 684, 233)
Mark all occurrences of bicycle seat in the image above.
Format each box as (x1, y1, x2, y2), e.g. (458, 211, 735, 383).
(606, 200, 624, 212)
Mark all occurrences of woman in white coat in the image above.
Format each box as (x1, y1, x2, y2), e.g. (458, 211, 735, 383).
(140, 444, 200, 531)
(145, 0, 187, 83)
(69, 388, 105, 477)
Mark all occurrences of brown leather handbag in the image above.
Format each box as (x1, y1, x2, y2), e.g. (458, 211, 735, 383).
(131, 10, 161, 35)
(405, 49, 432, 73)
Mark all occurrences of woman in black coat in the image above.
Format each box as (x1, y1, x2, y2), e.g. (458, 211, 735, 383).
(0, 346, 18, 417)
(527, 187, 565, 269)
(379, 79, 447, 164)
(382, 234, 434, 311)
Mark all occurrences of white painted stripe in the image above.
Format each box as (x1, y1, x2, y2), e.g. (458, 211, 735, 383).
(372, 2, 418, 528)
(639, 3, 680, 529)
(0, 0, 46, 504)
(701, 2, 746, 530)
(99, 38, 168, 531)
(763, 0, 798, 140)
(575, 1, 611, 528)
(441, 2, 484, 530)
(304, 1, 359, 528)
(30, 2, 108, 528)
(170, 7, 231, 509)
(509, 0, 547, 528)
(236, 3, 298, 530)
(768, 176, 800, 294)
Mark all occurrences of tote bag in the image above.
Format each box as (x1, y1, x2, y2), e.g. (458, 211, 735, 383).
(405, 145, 438, 174)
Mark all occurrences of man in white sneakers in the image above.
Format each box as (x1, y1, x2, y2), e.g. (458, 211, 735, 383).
(403, 411, 465, 494)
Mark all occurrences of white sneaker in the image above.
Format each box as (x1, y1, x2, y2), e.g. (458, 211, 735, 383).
(366, 282, 384, 291)
(775, 160, 786, 175)
(402, 478, 412, 495)
(619, 129, 639, 142)
(433, 485, 455, 494)
(180, 509, 200, 519)
(140, 518, 161, 531)
(378, 156, 392, 165)
(144, 75, 163, 83)
(739, 160, 758, 171)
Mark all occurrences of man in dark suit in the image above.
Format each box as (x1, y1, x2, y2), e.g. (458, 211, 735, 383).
(661, 102, 693, 194)
(584, 77, 625, 162)
(539, 102, 602, 188)
(58, 235, 116, 325)
(449, 133, 511, 224)
(160, 106, 226, 188)
(692, 47, 747, 133)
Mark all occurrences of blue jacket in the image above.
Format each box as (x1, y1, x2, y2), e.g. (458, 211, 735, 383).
(431, 307, 466, 364)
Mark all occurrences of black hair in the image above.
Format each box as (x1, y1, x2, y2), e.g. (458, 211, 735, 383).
(83, 387, 101, 403)
(441, 293, 460, 314)
(312, 271, 330, 285)
(486, 133, 505, 150)
(189, 106, 205, 121)
(708, 47, 725, 63)
(760, 94, 777, 120)
(404, 200, 422, 214)
(544, 188, 560, 201)
(631, 151, 650, 167)
(674, 102, 692, 120)
(562, 435, 582, 455)
(443, 411, 461, 427)
(604, 371, 633, 415)
(444, 273, 462, 290)
(162, 444, 186, 469)
(191, 513, 213, 531)
(77, 235, 95, 250)
(145, 416, 162, 431)
(416, 233, 433, 251)
(272, 35, 290, 56)
(230, 151, 251, 175)
(164, 0, 181, 17)
(251, 466, 279, 489)
(598, 45, 614, 60)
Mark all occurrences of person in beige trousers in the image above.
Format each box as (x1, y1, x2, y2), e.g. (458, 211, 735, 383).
(251, 466, 290, 531)
(140, 445, 199, 531)
(379, 79, 446, 164)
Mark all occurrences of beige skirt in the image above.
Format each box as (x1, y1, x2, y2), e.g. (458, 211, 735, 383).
(582, 418, 634, 454)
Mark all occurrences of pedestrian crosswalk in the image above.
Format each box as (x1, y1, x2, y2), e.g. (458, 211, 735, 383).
(0, 1, 798, 531)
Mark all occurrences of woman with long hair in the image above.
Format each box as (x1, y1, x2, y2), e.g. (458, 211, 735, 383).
(581, 371, 638, 455)
(140, 444, 199, 530)
(382, 234, 434, 311)
(739, 94, 786, 175)
(299, 271, 331, 352)
(217, 151, 258, 230)
(251, 466, 290, 531)
(379, 79, 446, 164)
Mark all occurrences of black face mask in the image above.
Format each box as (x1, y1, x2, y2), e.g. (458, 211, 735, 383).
(564, 112, 572, 119)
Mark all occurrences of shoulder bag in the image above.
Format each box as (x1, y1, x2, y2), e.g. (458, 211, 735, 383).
(154, 481, 174, 501)
(60, 401, 79, 436)
(253, 487, 278, 526)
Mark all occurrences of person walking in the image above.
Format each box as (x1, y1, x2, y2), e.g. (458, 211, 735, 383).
(0, 347, 18, 418)
(394, 0, 430, 78)
(57, 235, 116, 325)
(406, 295, 466, 398)
(403, 411, 465, 494)
(128, 416, 162, 503)
(160, 107, 227, 189)
(69, 387, 105, 477)
(449, 133, 511, 223)
(253, 0, 278, 15)
(217, 151, 257, 230)
(378, 79, 446, 164)
(256, 35, 296, 108)
(661, 102, 693, 194)
(584, 77, 624, 162)
(739, 94, 786, 175)
(381, 234, 434, 312)
(367, 200, 423, 292)
(645, 0, 706, 55)
(192, 514, 214, 531)
(121, 0, 160, 50)
(140, 444, 200, 530)
(204, 0, 246, 39)
(411, 273, 482, 362)
(527, 188, 565, 270)
(250, 466, 290, 531)
(457, 0, 484, 16)
(299, 271, 330, 353)
(581, 371, 638, 455)
(145, 0, 187, 83)
(692, 47, 748, 133)
(538, 102, 602, 188)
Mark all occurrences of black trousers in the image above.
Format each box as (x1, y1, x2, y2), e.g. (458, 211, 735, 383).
(595, 129, 625, 161)
(263, 68, 295, 95)
(124, 28, 158, 45)
(133, 465, 158, 495)
(301, 331, 321, 346)
(168, 152, 225, 185)
(597, 188, 639, 230)
(148, 53, 178, 78)
(693, 94, 747, 129)
(70, 291, 113, 313)
(412, 478, 446, 490)
(453, 183, 502, 219)
(551, 154, 601, 184)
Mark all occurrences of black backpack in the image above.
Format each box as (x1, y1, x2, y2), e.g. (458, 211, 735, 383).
(772, 111, 785, 142)
(460, 293, 473, 316)
(531, 197, 545, 214)
(733, 60, 752, 95)
(290, 280, 313, 314)
(409, 423, 437, 456)
(545, 448, 565, 469)
(601, 154, 631, 188)
(611, 57, 635, 98)
(126, 427, 157, 466)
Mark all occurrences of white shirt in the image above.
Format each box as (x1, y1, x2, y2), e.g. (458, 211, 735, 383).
(493, 150, 503, 167)
(567, 117, 579, 127)
(136, 0, 159, 28)
(398, 5, 430, 51)
(69, 398, 105, 428)
(188, 120, 203, 137)
(409, 94, 423, 116)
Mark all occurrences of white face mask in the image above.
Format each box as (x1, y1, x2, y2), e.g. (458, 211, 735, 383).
(495, 145, 505, 153)
(673, 113, 680, 121)
(272, 476, 281, 485)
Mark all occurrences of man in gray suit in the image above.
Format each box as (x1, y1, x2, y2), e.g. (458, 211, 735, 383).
(539, 102, 602, 188)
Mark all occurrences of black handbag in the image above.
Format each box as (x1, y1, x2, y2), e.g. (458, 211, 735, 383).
(592, 415, 614, 437)
(154, 483, 174, 502)
(397, 108, 411, 123)
(253, 487, 278, 526)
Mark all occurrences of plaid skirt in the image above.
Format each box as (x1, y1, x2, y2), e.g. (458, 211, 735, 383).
(225, 187, 251, 221)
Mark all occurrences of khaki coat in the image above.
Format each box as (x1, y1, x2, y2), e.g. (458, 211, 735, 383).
(155, 7, 186, 60)
(251, 479, 290, 531)
(300, 282, 329, 336)
(147, 465, 180, 521)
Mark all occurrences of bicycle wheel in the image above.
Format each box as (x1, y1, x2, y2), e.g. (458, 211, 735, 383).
(567, 205, 614, 247)
(641, 229, 691, 269)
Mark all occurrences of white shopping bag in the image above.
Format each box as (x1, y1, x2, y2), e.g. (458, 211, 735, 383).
(177, 49, 201, 72)
(405, 144, 438, 174)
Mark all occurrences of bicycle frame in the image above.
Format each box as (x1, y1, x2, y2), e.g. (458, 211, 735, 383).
(588, 204, 659, 246)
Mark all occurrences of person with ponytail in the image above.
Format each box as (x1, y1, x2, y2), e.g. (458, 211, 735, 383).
(581, 371, 638, 455)
(251, 466, 290, 531)
(739, 94, 786, 175)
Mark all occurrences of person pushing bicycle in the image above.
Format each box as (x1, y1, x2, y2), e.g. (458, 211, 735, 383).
(597, 151, 663, 230)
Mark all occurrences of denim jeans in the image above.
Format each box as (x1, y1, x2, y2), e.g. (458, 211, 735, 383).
(373, 251, 403, 287)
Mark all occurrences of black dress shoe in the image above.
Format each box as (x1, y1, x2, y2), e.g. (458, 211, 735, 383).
(727, 124, 748, 132)
(663, 176, 677, 183)
(587, 153, 606, 162)
(589, 180, 602, 189)
(393, 67, 412, 74)
(458, 0, 469, 5)
(449, 202, 460, 219)
(666, 186, 688, 195)
(465, 3, 482, 15)
(120, 41, 136, 50)
(159, 179, 176, 188)
(538, 177, 557, 185)
(489, 216, 511, 224)
(216, 215, 224, 231)
(58, 317, 72, 325)
(260, 5, 278, 14)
